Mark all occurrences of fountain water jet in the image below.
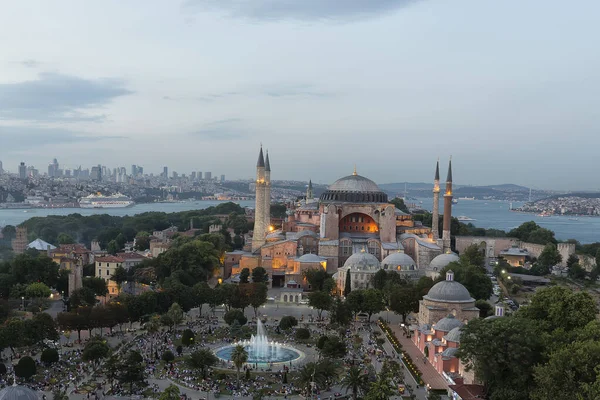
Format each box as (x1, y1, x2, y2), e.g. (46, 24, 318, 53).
(214, 318, 302, 364)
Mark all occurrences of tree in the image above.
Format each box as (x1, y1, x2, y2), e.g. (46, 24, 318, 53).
(188, 348, 219, 379)
(224, 309, 247, 326)
(390, 197, 409, 213)
(118, 350, 146, 394)
(251, 266, 269, 283)
(239, 268, 250, 284)
(69, 287, 96, 308)
(341, 365, 370, 400)
(460, 244, 485, 267)
(371, 269, 388, 291)
(107, 240, 119, 255)
(162, 350, 175, 363)
(193, 282, 212, 317)
(458, 317, 545, 399)
(295, 328, 311, 340)
(57, 233, 75, 245)
(475, 300, 493, 318)
(329, 296, 352, 327)
(320, 335, 347, 358)
(279, 316, 298, 330)
(365, 373, 395, 400)
(159, 384, 180, 400)
(508, 221, 556, 245)
(297, 362, 325, 396)
(249, 283, 268, 316)
(532, 340, 600, 400)
(110, 266, 128, 294)
(568, 262, 587, 280)
(14, 356, 36, 380)
(344, 270, 352, 296)
(566, 254, 579, 269)
(389, 285, 419, 324)
(231, 344, 248, 388)
(346, 290, 364, 319)
(361, 289, 386, 322)
(83, 277, 109, 297)
(438, 262, 492, 300)
(535, 243, 562, 274)
(146, 315, 161, 356)
(41, 348, 59, 364)
(181, 328, 195, 346)
(308, 291, 332, 320)
(167, 302, 184, 328)
(304, 268, 331, 291)
(82, 337, 110, 366)
(24, 282, 51, 299)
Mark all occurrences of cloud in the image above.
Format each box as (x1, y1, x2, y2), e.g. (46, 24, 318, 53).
(183, 0, 417, 21)
(189, 118, 249, 140)
(0, 72, 133, 122)
(20, 59, 42, 68)
(0, 125, 126, 150)
(196, 83, 335, 102)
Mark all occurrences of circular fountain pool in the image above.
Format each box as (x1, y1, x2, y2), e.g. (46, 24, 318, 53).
(215, 343, 301, 364)
(214, 320, 303, 364)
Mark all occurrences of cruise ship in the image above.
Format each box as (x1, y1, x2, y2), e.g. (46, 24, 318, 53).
(79, 193, 134, 208)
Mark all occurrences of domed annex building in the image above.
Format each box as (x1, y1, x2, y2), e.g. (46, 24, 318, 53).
(224, 148, 456, 302)
(0, 385, 39, 400)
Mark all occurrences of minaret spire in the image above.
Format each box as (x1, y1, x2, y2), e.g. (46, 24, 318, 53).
(442, 157, 453, 252)
(265, 150, 271, 172)
(432, 159, 440, 241)
(306, 179, 313, 200)
(257, 146, 265, 168)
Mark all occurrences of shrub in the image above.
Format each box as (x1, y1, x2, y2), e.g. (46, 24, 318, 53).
(181, 329, 195, 346)
(0, 363, 6, 375)
(41, 348, 59, 364)
(162, 350, 175, 363)
(224, 309, 247, 326)
(295, 328, 310, 340)
(176, 345, 183, 356)
(15, 356, 36, 379)
(279, 316, 298, 330)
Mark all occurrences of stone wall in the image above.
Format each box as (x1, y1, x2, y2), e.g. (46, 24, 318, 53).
(579, 254, 596, 272)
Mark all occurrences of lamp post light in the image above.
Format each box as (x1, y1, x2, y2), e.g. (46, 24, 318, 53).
(21, 296, 24, 310)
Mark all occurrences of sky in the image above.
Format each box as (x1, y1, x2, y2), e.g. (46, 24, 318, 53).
(0, 0, 599, 190)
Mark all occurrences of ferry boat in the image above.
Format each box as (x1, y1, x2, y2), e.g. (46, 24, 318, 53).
(458, 197, 475, 200)
(457, 216, 476, 221)
(79, 193, 134, 209)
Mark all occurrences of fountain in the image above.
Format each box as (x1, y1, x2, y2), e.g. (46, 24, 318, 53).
(214, 319, 302, 364)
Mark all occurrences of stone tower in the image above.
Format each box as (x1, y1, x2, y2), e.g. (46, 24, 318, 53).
(68, 261, 83, 296)
(252, 146, 267, 252)
(306, 179, 313, 200)
(442, 158, 453, 252)
(264, 150, 271, 230)
(11, 226, 28, 254)
(432, 159, 440, 241)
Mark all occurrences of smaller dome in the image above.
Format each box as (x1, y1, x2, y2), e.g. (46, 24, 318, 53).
(296, 230, 318, 239)
(0, 386, 39, 400)
(443, 326, 462, 343)
(429, 252, 459, 271)
(425, 280, 473, 303)
(441, 347, 459, 359)
(382, 252, 416, 270)
(343, 251, 380, 271)
(433, 314, 464, 332)
(297, 254, 326, 263)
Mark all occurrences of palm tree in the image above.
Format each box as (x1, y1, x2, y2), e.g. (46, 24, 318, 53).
(341, 366, 369, 400)
(297, 362, 325, 397)
(188, 348, 219, 379)
(146, 315, 161, 358)
(230, 344, 248, 388)
(317, 359, 341, 387)
(365, 374, 395, 400)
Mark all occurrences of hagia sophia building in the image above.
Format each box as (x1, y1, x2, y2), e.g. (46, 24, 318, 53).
(225, 147, 462, 301)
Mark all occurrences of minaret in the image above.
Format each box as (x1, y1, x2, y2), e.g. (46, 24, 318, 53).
(306, 179, 313, 200)
(252, 146, 267, 252)
(432, 159, 440, 241)
(264, 150, 271, 230)
(442, 158, 453, 252)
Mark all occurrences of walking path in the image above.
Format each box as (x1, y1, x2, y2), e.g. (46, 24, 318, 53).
(388, 325, 449, 391)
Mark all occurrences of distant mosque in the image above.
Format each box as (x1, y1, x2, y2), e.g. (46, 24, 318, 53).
(225, 147, 459, 300)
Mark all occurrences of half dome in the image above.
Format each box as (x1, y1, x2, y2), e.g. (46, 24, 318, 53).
(429, 252, 459, 271)
(343, 251, 380, 271)
(382, 252, 416, 270)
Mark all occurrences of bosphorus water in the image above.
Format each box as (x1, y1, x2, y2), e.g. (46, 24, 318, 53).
(1, 199, 599, 244)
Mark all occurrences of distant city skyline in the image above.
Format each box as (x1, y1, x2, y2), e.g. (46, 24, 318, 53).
(1, 1, 599, 190)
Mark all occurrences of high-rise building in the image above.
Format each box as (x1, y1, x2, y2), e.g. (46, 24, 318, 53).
(172, 171, 178, 179)
(137, 166, 143, 176)
(198, 171, 203, 180)
(220, 174, 225, 182)
(205, 171, 212, 181)
(18, 162, 26, 180)
(91, 165, 102, 181)
(48, 164, 55, 177)
(0, 160, 3, 174)
(191, 171, 196, 180)
(131, 165, 137, 177)
(163, 166, 168, 179)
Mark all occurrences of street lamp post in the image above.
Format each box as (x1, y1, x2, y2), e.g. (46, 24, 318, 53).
(21, 296, 24, 310)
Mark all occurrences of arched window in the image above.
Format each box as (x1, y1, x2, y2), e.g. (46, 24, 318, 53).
(368, 241, 380, 259)
(340, 239, 352, 256)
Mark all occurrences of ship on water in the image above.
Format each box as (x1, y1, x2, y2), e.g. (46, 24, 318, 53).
(79, 193, 134, 209)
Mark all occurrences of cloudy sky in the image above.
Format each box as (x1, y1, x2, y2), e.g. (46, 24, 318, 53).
(0, 0, 598, 190)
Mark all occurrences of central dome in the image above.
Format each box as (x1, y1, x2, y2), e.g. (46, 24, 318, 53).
(329, 174, 382, 192)
(320, 172, 388, 203)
